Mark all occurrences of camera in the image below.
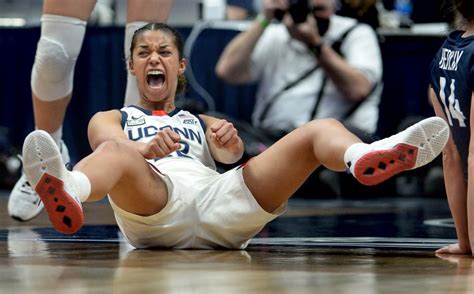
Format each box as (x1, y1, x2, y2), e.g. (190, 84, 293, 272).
(274, 0, 310, 23)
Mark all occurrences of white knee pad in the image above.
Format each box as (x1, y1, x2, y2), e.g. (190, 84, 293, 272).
(124, 21, 148, 106)
(31, 14, 87, 101)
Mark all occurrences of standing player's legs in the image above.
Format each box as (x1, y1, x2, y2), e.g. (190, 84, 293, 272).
(8, 0, 97, 222)
(32, 0, 97, 135)
(243, 117, 449, 213)
(123, 0, 174, 106)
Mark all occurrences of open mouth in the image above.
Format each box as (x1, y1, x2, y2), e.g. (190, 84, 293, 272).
(147, 70, 165, 89)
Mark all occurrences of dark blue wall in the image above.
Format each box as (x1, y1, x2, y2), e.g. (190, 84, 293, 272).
(0, 26, 130, 162)
(377, 34, 444, 136)
(0, 25, 444, 163)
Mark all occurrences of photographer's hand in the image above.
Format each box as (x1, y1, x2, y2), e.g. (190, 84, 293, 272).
(285, 14, 321, 47)
(262, 0, 289, 21)
(285, 11, 374, 101)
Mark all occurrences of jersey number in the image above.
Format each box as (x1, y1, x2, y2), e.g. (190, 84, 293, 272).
(175, 141, 191, 158)
(439, 77, 466, 127)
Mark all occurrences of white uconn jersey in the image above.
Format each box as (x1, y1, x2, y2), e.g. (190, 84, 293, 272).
(120, 106, 216, 170)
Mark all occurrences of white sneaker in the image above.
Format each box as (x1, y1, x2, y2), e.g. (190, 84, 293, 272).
(22, 130, 83, 234)
(7, 174, 43, 222)
(8, 140, 70, 222)
(345, 117, 449, 186)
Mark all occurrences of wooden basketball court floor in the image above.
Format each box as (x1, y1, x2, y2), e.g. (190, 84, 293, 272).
(1, 189, 472, 293)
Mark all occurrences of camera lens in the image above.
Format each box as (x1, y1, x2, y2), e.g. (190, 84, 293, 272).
(274, 9, 286, 21)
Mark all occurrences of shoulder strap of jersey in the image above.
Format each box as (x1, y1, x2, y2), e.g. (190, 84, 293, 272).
(311, 24, 374, 120)
(258, 23, 361, 127)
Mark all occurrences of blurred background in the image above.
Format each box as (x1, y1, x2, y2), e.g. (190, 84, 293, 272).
(0, 0, 454, 198)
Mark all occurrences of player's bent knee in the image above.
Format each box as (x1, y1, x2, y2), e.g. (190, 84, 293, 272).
(95, 140, 123, 155)
(306, 118, 341, 133)
(32, 37, 72, 86)
(95, 140, 138, 159)
(31, 14, 86, 101)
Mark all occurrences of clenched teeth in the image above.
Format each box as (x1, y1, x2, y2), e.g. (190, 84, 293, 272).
(147, 70, 164, 76)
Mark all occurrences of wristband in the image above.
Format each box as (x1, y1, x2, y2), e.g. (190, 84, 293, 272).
(257, 14, 270, 29)
(309, 42, 324, 58)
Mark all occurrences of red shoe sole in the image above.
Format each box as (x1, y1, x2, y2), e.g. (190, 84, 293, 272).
(354, 143, 418, 186)
(35, 173, 84, 234)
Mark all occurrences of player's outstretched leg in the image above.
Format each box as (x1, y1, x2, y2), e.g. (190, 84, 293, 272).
(22, 130, 84, 234)
(345, 116, 449, 186)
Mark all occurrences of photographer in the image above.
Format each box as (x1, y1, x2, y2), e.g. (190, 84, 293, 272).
(216, 0, 382, 142)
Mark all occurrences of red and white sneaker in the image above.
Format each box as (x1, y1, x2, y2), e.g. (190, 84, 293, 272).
(22, 130, 83, 234)
(345, 117, 449, 186)
(8, 140, 70, 222)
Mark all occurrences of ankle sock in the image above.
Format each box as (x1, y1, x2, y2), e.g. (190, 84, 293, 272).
(71, 171, 91, 202)
(343, 143, 367, 168)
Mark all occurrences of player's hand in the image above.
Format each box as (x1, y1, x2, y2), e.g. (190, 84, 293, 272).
(436, 243, 471, 255)
(140, 128, 181, 159)
(209, 119, 240, 151)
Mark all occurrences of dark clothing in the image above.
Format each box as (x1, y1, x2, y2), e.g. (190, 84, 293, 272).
(337, 2, 379, 29)
(430, 30, 474, 177)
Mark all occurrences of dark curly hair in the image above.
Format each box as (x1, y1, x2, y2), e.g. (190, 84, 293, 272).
(452, 0, 474, 22)
(130, 23, 187, 95)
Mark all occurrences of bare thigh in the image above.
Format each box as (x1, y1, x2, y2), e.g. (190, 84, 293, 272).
(243, 119, 360, 212)
(108, 163, 169, 217)
(43, 0, 97, 20)
(76, 141, 169, 217)
(127, 0, 174, 22)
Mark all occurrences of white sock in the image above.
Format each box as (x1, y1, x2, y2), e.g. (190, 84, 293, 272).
(71, 171, 91, 202)
(343, 142, 368, 168)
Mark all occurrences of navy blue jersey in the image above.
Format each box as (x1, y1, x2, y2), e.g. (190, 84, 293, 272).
(430, 30, 474, 177)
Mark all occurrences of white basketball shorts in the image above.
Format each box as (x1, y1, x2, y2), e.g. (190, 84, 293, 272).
(109, 158, 286, 249)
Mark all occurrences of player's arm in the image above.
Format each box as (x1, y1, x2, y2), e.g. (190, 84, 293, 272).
(467, 90, 474, 255)
(429, 88, 471, 255)
(88, 110, 180, 159)
(87, 110, 128, 150)
(199, 114, 244, 164)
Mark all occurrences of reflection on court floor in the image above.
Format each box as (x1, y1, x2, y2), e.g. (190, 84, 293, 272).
(3, 226, 455, 250)
(0, 194, 468, 293)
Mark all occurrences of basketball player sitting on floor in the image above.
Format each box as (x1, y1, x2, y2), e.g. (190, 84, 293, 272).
(429, 0, 474, 255)
(20, 23, 449, 249)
